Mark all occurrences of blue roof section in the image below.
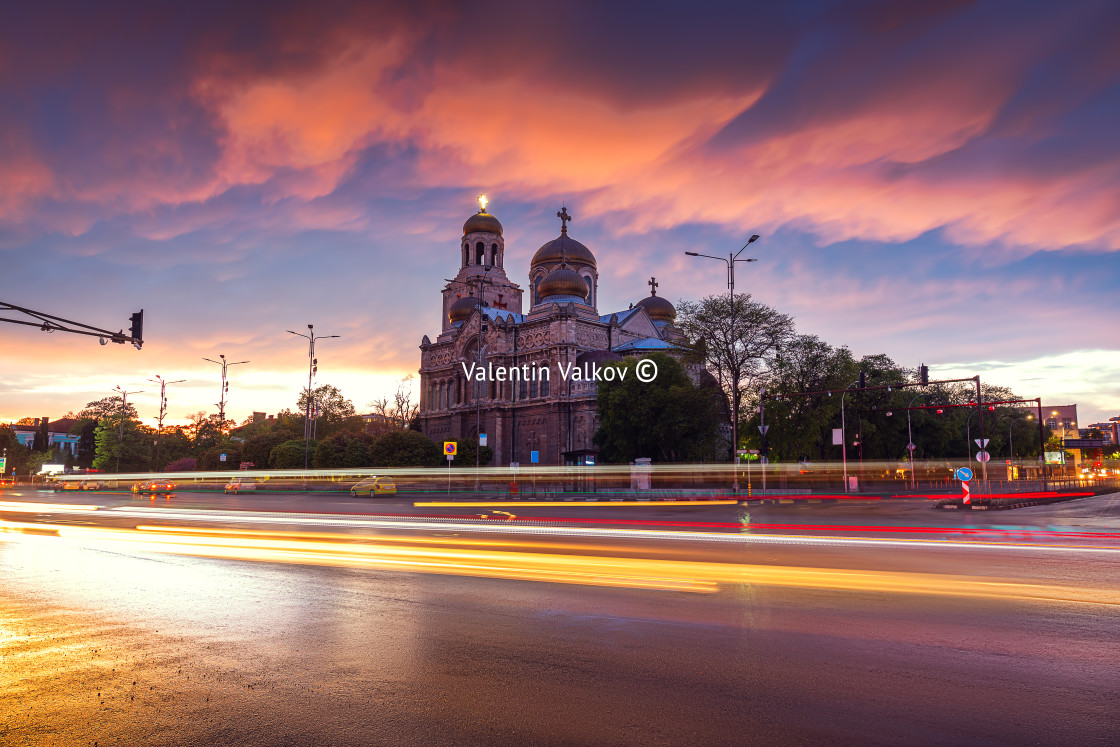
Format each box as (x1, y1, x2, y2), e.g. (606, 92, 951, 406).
(600, 308, 639, 324)
(612, 337, 685, 352)
(481, 307, 525, 324)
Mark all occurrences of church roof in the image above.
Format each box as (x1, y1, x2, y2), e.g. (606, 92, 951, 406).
(599, 309, 639, 324)
(612, 337, 685, 353)
(482, 308, 525, 324)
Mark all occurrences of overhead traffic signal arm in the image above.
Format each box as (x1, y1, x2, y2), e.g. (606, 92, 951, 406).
(0, 300, 144, 349)
(864, 398, 1041, 414)
(763, 375, 980, 402)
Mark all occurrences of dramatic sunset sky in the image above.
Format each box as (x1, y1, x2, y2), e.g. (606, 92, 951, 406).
(2, 0, 1118, 428)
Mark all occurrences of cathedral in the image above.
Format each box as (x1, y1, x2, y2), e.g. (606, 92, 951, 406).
(417, 199, 687, 466)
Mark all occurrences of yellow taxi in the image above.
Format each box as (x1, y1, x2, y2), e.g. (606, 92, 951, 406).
(350, 476, 396, 497)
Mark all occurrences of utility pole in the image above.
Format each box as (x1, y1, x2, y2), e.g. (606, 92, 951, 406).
(287, 325, 339, 469)
(147, 375, 186, 471)
(112, 385, 143, 473)
(685, 234, 760, 492)
(203, 354, 249, 431)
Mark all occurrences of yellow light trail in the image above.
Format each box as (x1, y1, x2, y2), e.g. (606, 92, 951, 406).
(3, 518, 1118, 604)
(414, 500, 738, 507)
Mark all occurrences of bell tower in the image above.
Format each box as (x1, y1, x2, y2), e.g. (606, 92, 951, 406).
(441, 195, 524, 332)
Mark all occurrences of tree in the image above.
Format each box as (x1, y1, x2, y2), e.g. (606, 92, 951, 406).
(593, 353, 722, 463)
(79, 396, 138, 421)
(677, 294, 794, 451)
(270, 439, 315, 469)
(313, 431, 375, 468)
(369, 430, 442, 467)
(298, 385, 356, 427)
(92, 416, 153, 472)
(1, 425, 32, 476)
(368, 376, 419, 437)
(242, 432, 291, 469)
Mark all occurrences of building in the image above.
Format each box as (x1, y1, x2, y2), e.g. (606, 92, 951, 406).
(11, 417, 80, 455)
(417, 201, 690, 466)
(1042, 404, 1078, 440)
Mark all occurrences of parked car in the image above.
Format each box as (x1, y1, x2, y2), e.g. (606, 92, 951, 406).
(224, 478, 257, 495)
(350, 476, 397, 497)
(79, 480, 101, 490)
(131, 479, 176, 494)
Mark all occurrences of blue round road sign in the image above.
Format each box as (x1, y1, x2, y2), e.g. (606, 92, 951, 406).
(955, 467, 973, 481)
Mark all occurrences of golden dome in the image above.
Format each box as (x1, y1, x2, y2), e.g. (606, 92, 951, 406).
(531, 234, 596, 269)
(635, 293, 676, 323)
(447, 295, 481, 324)
(463, 209, 503, 236)
(538, 267, 589, 301)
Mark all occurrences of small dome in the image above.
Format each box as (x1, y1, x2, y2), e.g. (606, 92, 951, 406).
(447, 295, 481, 324)
(538, 267, 589, 301)
(463, 210, 503, 236)
(532, 234, 596, 269)
(636, 293, 676, 323)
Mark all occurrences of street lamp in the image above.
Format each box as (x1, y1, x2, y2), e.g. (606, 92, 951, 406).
(202, 354, 249, 429)
(906, 393, 924, 490)
(685, 234, 760, 491)
(112, 385, 144, 474)
(147, 374, 186, 471)
(287, 325, 340, 469)
(839, 379, 859, 492)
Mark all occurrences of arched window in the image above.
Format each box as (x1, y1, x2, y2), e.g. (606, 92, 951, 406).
(462, 243, 468, 267)
(529, 377, 538, 398)
(520, 378, 528, 400)
(540, 370, 550, 397)
(583, 275, 593, 305)
(476, 241, 485, 265)
(491, 243, 499, 267)
(439, 381, 446, 410)
(532, 274, 542, 305)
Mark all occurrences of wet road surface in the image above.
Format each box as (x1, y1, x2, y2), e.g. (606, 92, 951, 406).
(2, 490, 1119, 745)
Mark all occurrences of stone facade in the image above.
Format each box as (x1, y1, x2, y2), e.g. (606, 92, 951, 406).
(417, 203, 686, 466)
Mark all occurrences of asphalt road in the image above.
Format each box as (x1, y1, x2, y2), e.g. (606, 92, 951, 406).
(3, 490, 1119, 745)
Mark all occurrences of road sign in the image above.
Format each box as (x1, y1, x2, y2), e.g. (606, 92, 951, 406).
(443, 441, 457, 456)
(955, 467, 973, 481)
(759, 425, 769, 436)
(479, 434, 487, 447)
(975, 450, 990, 463)
(962, 480, 971, 504)
(974, 438, 989, 448)
(0, 457, 6, 473)
(219, 453, 227, 462)
(906, 443, 916, 451)
(749, 450, 759, 455)
(832, 428, 843, 446)
(530, 451, 539, 464)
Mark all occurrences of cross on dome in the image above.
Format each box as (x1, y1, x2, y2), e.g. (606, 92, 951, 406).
(648, 277, 658, 296)
(557, 206, 572, 233)
(478, 194, 488, 212)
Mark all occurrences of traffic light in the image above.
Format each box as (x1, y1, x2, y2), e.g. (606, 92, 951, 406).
(935, 408, 944, 415)
(129, 310, 144, 350)
(858, 370, 866, 388)
(760, 440, 770, 458)
(919, 365, 929, 386)
(987, 405, 995, 412)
